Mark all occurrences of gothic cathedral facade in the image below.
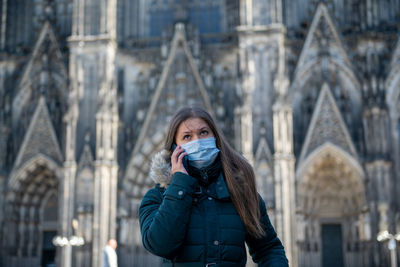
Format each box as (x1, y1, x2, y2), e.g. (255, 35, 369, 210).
(0, 0, 399, 267)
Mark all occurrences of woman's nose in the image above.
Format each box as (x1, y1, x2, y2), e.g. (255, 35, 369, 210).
(193, 134, 208, 141)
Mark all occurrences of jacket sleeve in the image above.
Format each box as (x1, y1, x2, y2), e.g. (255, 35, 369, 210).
(139, 172, 198, 258)
(245, 195, 289, 267)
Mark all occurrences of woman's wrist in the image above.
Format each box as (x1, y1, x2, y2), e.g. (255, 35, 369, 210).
(170, 172, 198, 190)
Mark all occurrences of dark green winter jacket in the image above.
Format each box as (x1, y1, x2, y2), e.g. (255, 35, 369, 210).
(139, 150, 289, 267)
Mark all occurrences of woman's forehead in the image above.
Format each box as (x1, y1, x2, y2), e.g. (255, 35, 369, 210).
(177, 117, 210, 132)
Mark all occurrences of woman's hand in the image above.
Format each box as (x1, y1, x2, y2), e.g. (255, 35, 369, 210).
(171, 146, 188, 175)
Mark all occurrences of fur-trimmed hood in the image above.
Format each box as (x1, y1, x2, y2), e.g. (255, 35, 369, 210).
(149, 150, 172, 187)
(149, 150, 244, 189)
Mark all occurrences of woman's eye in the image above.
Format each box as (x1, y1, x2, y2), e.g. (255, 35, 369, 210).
(200, 130, 208, 135)
(183, 135, 191, 140)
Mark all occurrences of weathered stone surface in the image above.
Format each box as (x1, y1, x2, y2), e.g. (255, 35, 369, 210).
(1, 1, 399, 267)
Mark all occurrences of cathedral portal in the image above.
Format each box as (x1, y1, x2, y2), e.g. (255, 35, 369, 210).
(297, 145, 370, 267)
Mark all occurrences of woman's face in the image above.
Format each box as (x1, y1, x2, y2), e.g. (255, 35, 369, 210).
(175, 117, 214, 146)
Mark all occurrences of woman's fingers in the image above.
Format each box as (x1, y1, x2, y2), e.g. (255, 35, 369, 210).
(171, 146, 187, 174)
(171, 146, 180, 162)
(172, 146, 184, 160)
(178, 151, 187, 162)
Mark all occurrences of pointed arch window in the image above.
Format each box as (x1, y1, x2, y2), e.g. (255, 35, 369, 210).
(252, 0, 270, 25)
(53, 0, 73, 37)
(76, 168, 94, 208)
(149, 0, 222, 37)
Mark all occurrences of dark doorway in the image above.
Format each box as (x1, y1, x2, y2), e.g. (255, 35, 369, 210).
(41, 231, 57, 267)
(321, 224, 344, 267)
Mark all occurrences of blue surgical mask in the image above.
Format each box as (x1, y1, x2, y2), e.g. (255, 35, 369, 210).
(181, 137, 220, 169)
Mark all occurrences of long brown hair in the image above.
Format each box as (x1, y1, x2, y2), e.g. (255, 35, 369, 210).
(164, 106, 264, 238)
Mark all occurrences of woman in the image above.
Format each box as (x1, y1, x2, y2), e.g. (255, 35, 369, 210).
(139, 106, 288, 266)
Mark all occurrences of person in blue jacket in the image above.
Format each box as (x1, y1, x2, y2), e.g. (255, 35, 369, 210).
(139, 106, 289, 266)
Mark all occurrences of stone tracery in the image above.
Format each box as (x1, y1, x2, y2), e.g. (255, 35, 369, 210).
(297, 144, 369, 266)
(2, 158, 59, 264)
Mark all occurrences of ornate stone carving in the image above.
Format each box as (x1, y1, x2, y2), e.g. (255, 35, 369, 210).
(13, 97, 63, 170)
(124, 23, 214, 199)
(299, 84, 357, 163)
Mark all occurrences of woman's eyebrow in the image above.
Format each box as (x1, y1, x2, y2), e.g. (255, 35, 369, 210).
(181, 130, 193, 134)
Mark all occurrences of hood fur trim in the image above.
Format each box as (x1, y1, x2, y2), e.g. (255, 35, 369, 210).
(149, 150, 172, 187)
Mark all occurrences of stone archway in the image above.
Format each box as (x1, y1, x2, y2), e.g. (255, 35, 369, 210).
(296, 144, 371, 267)
(1, 157, 60, 267)
(123, 127, 167, 200)
(119, 129, 167, 267)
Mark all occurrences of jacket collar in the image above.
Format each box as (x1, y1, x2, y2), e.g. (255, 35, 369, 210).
(207, 173, 230, 200)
